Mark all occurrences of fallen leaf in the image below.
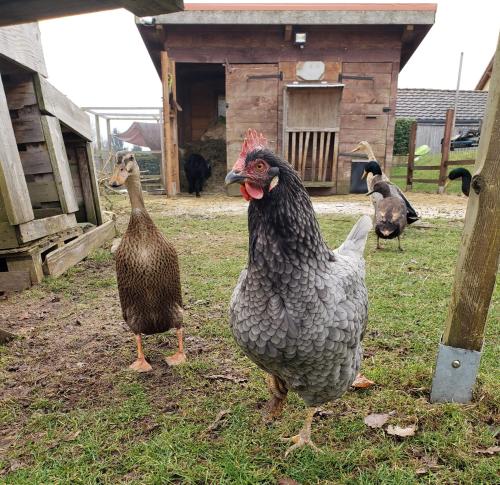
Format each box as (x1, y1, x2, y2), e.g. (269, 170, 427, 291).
(386, 424, 416, 437)
(415, 467, 428, 476)
(474, 446, 500, 455)
(278, 478, 301, 485)
(364, 412, 393, 429)
(204, 374, 247, 384)
(351, 374, 375, 389)
(205, 409, 230, 434)
(64, 430, 81, 441)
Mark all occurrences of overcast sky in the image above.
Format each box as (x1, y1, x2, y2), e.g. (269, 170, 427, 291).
(39, 0, 499, 111)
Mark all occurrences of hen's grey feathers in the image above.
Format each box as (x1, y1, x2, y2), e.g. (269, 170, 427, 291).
(229, 150, 370, 407)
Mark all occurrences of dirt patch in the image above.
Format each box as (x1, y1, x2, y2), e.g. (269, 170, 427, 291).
(106, 191, 468, 221)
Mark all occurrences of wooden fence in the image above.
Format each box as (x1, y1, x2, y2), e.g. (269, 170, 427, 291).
(392, 109, 476, 192)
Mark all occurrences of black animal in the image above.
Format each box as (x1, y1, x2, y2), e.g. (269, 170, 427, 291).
(445, 168, 471, 196)
(184, 153, 212, 197)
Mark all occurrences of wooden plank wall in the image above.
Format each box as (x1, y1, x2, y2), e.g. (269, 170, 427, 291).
(164, 25, 402, 64)
(3, 73, 62, 219)
(225, 64, 279, 171)
(338, 61, 396, 193)
(0, 74, 34, 226)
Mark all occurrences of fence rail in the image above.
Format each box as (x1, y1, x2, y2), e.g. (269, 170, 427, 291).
(400, 109, 477, 193)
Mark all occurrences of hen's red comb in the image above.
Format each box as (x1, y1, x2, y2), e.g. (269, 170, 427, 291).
(233, 128, 267, 171)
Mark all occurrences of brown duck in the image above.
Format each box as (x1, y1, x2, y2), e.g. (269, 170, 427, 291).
(109, 151, 186, 372)
(367, 181, 407, 251)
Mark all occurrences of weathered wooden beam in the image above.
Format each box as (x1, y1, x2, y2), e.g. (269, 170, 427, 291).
(0, 271, 31, 292)
(16, 213, 77, 244)
(0, 76, 34, 225)
(0, 23, 47, 75)
(41, 115, 79, 214)
(169, 58, 180, 194)
(431, 34, 500, 404)
(34, 74, 92, 141)
(161, 51, 175, 196)
(43, 220, 116, 277)
(0, 222, 18, 249)
(0, 1, 183, 27)
(85, 143, 103, 225)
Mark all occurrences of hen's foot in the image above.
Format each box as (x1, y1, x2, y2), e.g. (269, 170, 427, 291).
(263, 396, 286, 422)
(264, 374, 288, 422)
(281, 431, 322, 457)
(282, 407, 321, 457)
(165, 351, 187, 366)
(129, 358, 152, 373)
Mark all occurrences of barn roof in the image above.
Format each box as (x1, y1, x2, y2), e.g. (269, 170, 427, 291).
(396, 88, 489, 124)
(138, 3, 435, 72)
(149, 3, 436, 25)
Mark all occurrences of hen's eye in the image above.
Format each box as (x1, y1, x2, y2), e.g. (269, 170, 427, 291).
(255, 162, 265, 171)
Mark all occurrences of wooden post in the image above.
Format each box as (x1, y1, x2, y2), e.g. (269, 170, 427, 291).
(169, 58, 180, 194)
(438, 108, 454, 193)
(159, 112, 165, 190)
(106, 118, 112, 154)
(94, 114, 102, 172)
(161, 51, 175, 197)
(406, 121, 417, 191)
(430, 35, 500, 403)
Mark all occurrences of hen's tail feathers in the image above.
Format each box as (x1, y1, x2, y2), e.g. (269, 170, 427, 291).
(335, 215, 372, 258)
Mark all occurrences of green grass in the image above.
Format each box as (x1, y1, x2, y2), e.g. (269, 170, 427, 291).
(0, 213, 498, 484)
(391, 149, 477, 194)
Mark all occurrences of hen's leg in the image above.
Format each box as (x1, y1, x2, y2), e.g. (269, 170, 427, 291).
(376, 236, 381, 250)
(264, 374, 288, 421)
(397, 236, 403, 251)
(165, 327, 187, 366)
(129, 334, 153, 372)
(282, 407, 322, 457)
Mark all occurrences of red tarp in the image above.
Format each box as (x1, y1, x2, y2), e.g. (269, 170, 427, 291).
(116, 122, 161, 151)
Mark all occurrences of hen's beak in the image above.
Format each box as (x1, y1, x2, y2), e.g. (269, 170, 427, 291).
(225, 170, 246, 185)
(361, 171, 368, 180)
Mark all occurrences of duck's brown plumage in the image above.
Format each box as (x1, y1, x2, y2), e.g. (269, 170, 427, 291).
(115, 208, 182, 335)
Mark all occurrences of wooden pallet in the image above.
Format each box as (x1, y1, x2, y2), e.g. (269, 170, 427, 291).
(0, 226, 82, 292)
(0, 221, 116, 292)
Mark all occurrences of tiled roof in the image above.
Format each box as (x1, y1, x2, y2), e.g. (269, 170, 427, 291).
(396, 88, 488, 123)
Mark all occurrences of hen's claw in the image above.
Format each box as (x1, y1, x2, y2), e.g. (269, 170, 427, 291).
(281, 432, 322, 457)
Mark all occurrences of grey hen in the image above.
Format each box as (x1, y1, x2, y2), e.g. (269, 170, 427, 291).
(225, 130, 372, 455)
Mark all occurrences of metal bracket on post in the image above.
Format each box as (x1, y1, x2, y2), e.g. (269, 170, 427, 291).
(430, 341, 482, 403)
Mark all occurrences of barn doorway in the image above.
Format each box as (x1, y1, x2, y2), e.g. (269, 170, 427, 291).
(283, 84, 343, 188)
(176, 63, 227, 194)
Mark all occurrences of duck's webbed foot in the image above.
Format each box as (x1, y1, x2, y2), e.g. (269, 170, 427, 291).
(165, 328, 187, 366)
(129, 358, 153, 372)
(129, 334, 152, 372)
(264, 374, 288, 422)
(282, 407, 322, 457)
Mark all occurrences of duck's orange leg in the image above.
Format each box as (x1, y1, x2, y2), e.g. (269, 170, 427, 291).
(165, 327, 187, 366)
(129, 334, 153, 372)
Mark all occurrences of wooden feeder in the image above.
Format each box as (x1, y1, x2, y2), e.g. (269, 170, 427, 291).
(0, 23, 115, 292)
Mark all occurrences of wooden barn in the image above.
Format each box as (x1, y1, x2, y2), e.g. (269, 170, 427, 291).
(137, 2, 436, 195)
